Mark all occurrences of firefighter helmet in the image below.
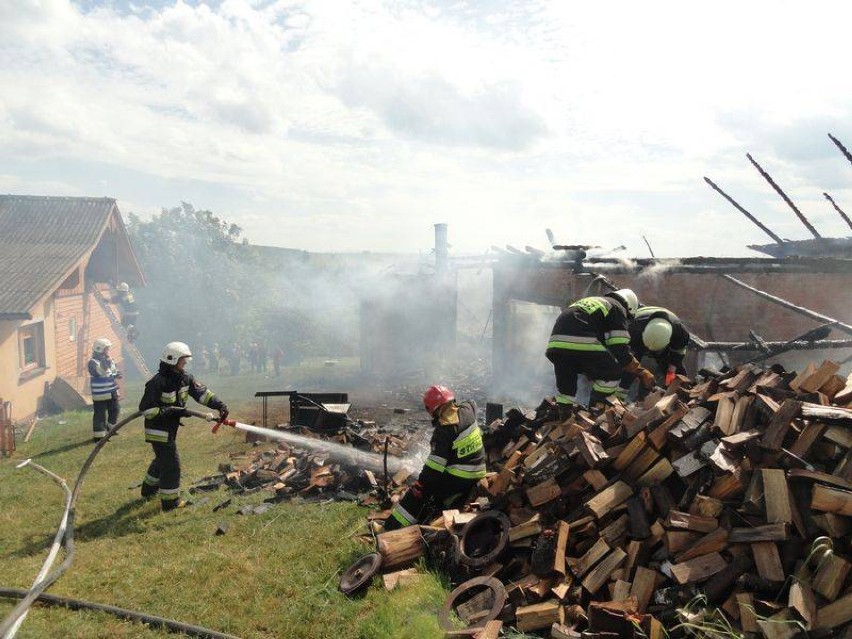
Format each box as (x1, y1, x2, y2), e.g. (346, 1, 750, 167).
(423, 385, 454, 416)
(642, 318, 673, 351)
(92, 338, 112, 354)
(160, 341, 192, 364)
(117, 282, 130, 293)
(610, 289, 639, 317)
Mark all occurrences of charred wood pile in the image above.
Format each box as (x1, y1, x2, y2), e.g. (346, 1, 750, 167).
(371, 359, 852, 638)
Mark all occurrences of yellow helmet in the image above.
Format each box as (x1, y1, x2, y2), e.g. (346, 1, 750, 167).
(642, 318, 673, 351)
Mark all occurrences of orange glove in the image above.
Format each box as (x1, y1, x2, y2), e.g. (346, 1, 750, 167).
(622, 357, 641, 374)
(636, 366, 656, 390)
(665, 366, 677, 386)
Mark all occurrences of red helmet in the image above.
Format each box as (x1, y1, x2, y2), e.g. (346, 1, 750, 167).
(423, 385, 454, 416)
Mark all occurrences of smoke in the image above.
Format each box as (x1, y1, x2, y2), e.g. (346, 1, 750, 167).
(637, 259, 683, 281)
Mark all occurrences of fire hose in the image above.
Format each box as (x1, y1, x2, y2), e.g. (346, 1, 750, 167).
(0, 409, 242, 639)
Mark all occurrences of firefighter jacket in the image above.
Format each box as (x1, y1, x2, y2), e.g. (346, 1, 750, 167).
(139, 362, 224, 444)
(88, 354, 118, 402)
(420, 400, 486, 484)
(546, 294, 633, 366)
(630, 306, 689, 370)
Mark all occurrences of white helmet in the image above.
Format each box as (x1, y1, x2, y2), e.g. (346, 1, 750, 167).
(93, 337, 112, 354)
(117, 282, 130, 293)
(611, 288, 639, 317)
(161, 341, 192, 364)
(642, 318, 673, 351)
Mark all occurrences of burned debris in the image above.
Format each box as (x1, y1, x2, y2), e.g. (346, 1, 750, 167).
(358, 358, 852, 638)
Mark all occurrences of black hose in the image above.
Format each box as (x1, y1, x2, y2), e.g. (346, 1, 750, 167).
(0, 409, 217, 637)
(0, 588, 242, 639)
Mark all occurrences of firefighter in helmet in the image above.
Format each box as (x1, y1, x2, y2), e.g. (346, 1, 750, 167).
(619, 306, 690, 395)
(546, 288, 656, 416)
(384, 385, 486, 530)
(88, 337, 122, 441)
(138, 342, 228, 511)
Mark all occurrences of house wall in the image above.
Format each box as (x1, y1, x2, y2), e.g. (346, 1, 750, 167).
(0, 300, 58, 420)
(493, 264, 852, 397)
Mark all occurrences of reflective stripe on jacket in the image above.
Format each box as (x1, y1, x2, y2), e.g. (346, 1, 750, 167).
(421, 400, 486, 483)
(546, 295, 633, 366)
(88, 356, 118, 402)
(138, 362, 224, 443)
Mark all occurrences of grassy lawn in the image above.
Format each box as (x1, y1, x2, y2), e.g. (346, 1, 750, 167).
(0, 361, 448, 638)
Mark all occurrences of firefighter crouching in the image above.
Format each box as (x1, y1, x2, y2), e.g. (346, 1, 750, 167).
(384, 385, 486, 531)
(619, 305, 690, 396)
(546, 289, 656, 417)
(88, 337, 122, 441)
(139, 341, 229, 511)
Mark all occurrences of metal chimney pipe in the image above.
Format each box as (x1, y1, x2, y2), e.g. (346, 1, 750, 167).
(434, 223, 448, 275)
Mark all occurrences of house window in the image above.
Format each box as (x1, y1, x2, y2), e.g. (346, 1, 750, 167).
(18, 322, 46, 373)
(68, 317, 77, 342)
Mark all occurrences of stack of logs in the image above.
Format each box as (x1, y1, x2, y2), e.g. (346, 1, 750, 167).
(191, 424, 421, 505)
(374, 359, 852, 638)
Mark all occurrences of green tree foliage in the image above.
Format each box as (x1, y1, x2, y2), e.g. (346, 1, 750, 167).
(126, 202, 261, 362)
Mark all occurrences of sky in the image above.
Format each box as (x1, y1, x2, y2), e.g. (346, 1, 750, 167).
(2, 0, 852, 256)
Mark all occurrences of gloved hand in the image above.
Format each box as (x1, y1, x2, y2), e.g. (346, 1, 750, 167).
(636, 366, 657, 390)
(218, 405, 229, 422)
(664, 365, 677, 386)
(622, 357, 642, 374)
(162, 406, 190, 418)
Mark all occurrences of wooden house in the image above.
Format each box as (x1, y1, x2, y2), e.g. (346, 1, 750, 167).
(0, 195, 145, 420)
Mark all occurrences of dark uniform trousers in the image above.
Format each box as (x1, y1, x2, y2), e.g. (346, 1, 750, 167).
(548, 349, 624, 407)
(92, 396, 120, 437)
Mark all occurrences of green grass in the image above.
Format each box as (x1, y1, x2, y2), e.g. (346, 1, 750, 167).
(0, 363, 447, 639)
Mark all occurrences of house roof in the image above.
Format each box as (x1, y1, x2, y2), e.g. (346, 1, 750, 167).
(0, 195, 143, 319)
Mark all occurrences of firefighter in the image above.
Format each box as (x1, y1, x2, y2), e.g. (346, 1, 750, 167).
(384, 385, 486, 530)
(88, 338, 122, 441)
(619, 306, 690, 394)
(115, 282, 139, 329)
(139, 342, 229, 511)
(546, 288, 656, 415)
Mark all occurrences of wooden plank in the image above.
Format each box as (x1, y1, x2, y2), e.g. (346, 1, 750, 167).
(574, 431, 609, 468)
(611, 579, 632, 601)
(736, 592, 759, 633)
(509, 516, 542, 542)
(760, 399, 802, 451)
(800, 359, 841, 393)
(581, 548, 626, 594)
(789, 422, 828, 458)
(811, 483, 852, 516)
(815, 591, 852, 630)
(526, 478, 562, 507)
(637, 457, 674, 486)
(762, 468, 793, 524)
(647, 401, 689, 449)
(629, 566, 656, 613)
(812, 553, 850, 601)
(756, 609, 798, 639)
(622, 447, 660, 481)
(612, 432, 646, 472)
(599, 514, 628, 546)
(583, 470, 608, 491)
(670, 552, 727, 585)
(674, 527, 729, 563)
(713, 395, 736, 435)
(789, 581, 816, 630)
(553, 521, 570, 576)
(664, 510, 718, 533)
(752, 541, 785, 582)
(574, 538, 610, 578)
(585, 481, 633, 519)
(515, 600, 564, 632)
(472, 620, 502, 639)
(728, 523, 789, 543)
(626, 496, 650, 540)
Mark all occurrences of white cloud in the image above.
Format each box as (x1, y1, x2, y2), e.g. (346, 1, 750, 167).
(1, 0, 852, 255)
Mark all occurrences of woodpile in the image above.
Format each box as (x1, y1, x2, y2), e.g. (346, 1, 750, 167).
(189, 422, 423, 507)
(396, 359, 852, 638)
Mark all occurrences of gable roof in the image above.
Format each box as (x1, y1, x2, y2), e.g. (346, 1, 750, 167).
(0, 195, 143, 319)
